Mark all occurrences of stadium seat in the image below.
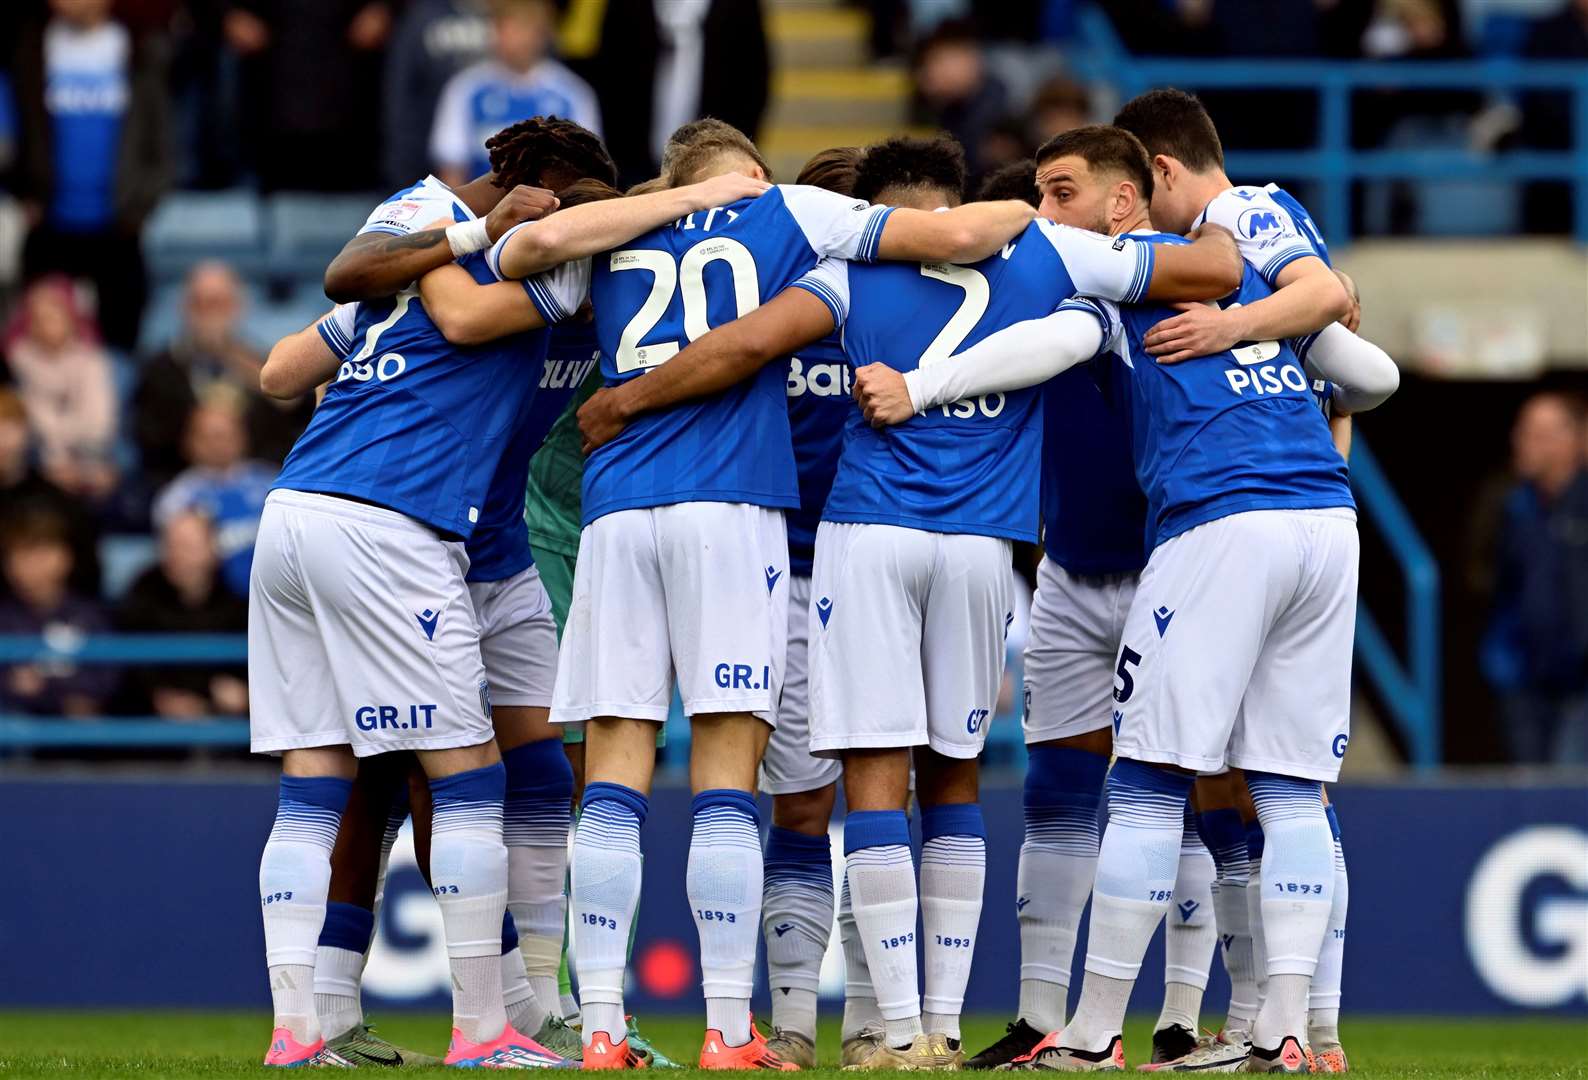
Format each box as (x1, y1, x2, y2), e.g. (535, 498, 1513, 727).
(142, 189, 267, 284)
(265, 193, 384, 285)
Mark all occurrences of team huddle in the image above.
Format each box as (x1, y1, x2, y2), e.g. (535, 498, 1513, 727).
(247, 88, 1399, 1072)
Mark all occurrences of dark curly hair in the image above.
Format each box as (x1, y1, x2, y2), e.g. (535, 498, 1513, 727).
(486, 115, 618, 192)
(975, 159, 1037, 206)
(852, 135, 966, 206)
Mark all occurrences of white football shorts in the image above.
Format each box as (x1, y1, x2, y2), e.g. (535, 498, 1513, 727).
(249, 490, 494, 757)
(1022, 558, 1138, 744)
(469, 564, 558, 709)
(808, 522, 1012, 760)
(761, 573, 844, 794)
(1110, 508, 1359, 783)
(550, 502, 789, 725)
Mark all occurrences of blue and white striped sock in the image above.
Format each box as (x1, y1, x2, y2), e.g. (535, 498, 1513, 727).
(920, 803, 986, 1042)
(1066, 759, 1192, 1053)
(1017, 746, 1107, 1031)
(689, 789, 762, 1047)
(1309, 805, 1348, 1044)
(260, 775, 352, 1043)
(763, 826, 834, 1041)
(845, 810, 921, 1049)
(1247, 773, 1333, 1049)
(429, 763, 509, 1044)
(1198, 806, 1257, 1033)
(1159, 806, 1217, 1033)
(1245, 819, 1269, 1008)
(314, 901, 373, 1041)
(571, 782, 646, 1046)
(504, 738, 574, 1028)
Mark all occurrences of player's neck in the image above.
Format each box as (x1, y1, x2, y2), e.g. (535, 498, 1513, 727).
(1110, 212, 1152, 238)
(1187, 169, 1235, 217)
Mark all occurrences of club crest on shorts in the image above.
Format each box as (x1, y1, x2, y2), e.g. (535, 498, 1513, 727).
(816, 596, 833, 628)
(478, 678, 492, 720)
(1153, 605, 1175, 637)
(415, 607, 440, 641)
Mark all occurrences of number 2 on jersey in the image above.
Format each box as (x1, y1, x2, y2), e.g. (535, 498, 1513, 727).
(611, 238, 761, 373)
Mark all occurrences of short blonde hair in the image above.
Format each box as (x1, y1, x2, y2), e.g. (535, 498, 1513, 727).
(662, 118, 772, 186)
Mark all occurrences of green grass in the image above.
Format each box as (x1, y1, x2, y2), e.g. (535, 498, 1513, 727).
(0, 1013, 1583, 1079)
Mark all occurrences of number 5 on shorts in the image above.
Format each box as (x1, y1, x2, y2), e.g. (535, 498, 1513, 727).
(1113, 645, 1142, 704)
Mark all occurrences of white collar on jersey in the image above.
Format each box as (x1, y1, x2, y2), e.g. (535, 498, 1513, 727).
(420, 174, 479, 221)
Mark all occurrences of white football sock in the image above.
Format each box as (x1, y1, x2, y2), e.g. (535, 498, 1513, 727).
(1017, 746, 1107, 1033)
(1065, 761, 1191, 1054)
(919, 805, 986, 1044)
(1197, 806, 1255, 1035)
(763, 826, 834, 1041)
(1158, 818, 1217, 1032)
(261, 776, 351, 1044)
(503, 935, 540, 1035)
(570, 783, 646, 1046)
(839, 875, 883, 1040)
(429, 765, 511, 1045)
(1247, 774, 1334, 1050)
(845, 811, 921, 1049)
(1309, 831, 1349, 1046)
(689, 790, 763, 1047)
(504, 739, 574, 1030)
(313, 901, 374, 1042)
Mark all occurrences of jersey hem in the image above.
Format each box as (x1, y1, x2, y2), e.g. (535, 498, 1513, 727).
(1042, 547, 1147, 578)
(465, 552, 536, 585)
(269, 482, 468, 540)
(821, 509, 1035, 543)
(1155, 495, 1356, 549)
(583, 490, 798, 525)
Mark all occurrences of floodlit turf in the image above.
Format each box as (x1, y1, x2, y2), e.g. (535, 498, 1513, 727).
(0, 1012, 1583, 1079)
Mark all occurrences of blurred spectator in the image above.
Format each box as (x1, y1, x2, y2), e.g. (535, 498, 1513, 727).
(115, 510, 248, 719)
(13, 0, 171, 351)
(0, 508, 115, 717)
(2, 276, 117, 501)
(383, 0, 492, 187)
(1028, 74, 1090, 145)
(910, 19, 1008, 178)
(1480, 392, 1588, 765)
(132, 261, 309, 493)
(151, 395, 275, 599)
(429, 0, 601, 188)
(0, 386, 101, 596)
(226, 0, 393, 191)
(586, 0, 769, 187)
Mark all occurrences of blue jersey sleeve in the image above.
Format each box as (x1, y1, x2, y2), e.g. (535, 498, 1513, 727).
(316, 304, 358, 358)
(789, 257, 850, 328)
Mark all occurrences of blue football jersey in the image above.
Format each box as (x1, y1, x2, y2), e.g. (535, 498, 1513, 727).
(464, 323, 599, 581)
(493, 184, 897, 525)
(278, 180, 582, 540)
(785, 333, 849, 578)
(1195, 184, 1326, 287)
(1085, 233, 1354, 550)
(818, 218, 1153, 542)
(1040, 360, 1147, 576)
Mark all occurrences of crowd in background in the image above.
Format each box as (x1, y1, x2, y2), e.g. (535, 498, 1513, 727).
(0, 0, 1583, 763)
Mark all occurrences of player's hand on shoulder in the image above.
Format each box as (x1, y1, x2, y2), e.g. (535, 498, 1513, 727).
(578, 387, 631, 455)
(852, 363, 914, 427)
(685, 171, 773, 211)
(486, 185, 561, 241)
(1144, 301, 1244, 365)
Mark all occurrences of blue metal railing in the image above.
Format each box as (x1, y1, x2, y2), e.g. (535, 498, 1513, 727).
(1347, 438, 1443, 768)
(1069, 6, 1588, 244)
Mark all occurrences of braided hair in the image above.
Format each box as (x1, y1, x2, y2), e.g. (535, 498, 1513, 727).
(486, 116, 618, 192)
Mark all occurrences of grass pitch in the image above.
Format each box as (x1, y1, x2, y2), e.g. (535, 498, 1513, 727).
(0, 1012, 1582, 1079)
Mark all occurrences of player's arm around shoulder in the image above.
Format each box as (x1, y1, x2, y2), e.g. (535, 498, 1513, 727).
(260, 306, 356, 399)
(491, 171, 771, 279)
(873, 200, 1036, 264)
(418, 264, 548, 346)
(324, 185, 558, 303)
(578, 275, 841, 453)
